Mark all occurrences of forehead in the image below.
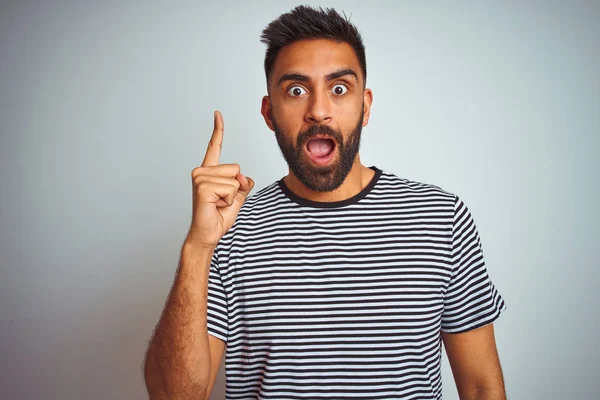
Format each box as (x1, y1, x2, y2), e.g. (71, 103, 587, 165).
(271, 39, 362, 83)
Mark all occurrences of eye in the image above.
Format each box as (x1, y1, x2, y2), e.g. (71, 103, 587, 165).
(332, 84, 348, 96)
(287, 86, 307, 97)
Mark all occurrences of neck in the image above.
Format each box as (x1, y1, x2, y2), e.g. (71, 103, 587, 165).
(283, 156, 375, 203)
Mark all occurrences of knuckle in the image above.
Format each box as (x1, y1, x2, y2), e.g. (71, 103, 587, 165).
(193, 175, 203, 186)
(191, 166, 205, 178)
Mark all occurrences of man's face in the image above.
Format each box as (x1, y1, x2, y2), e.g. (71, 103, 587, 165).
(261, 39, 372, 192)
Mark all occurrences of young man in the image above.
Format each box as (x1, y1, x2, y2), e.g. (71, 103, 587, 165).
(144, 6, 507, 399)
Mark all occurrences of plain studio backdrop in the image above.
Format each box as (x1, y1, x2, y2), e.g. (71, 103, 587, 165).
(1, 1, 598, 399)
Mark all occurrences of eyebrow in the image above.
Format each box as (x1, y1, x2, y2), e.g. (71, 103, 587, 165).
(277, 68, 358, 86)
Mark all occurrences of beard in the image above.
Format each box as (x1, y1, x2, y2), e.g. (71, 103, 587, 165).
(271, 110, 364, 192)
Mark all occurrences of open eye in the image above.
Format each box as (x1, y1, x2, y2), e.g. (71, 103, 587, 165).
(332, 84, 348, 96)
(287, 86, 307, 97)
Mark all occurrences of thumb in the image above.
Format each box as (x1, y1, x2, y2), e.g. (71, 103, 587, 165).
(236, 174, 255, 197)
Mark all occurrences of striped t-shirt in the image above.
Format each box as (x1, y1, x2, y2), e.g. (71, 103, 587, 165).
(207, 166, 506, 399)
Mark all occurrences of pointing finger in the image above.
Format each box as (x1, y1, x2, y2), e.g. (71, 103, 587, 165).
(201, 110, 224, 167)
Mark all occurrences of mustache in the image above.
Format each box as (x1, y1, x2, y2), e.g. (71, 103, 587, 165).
(297, 124, 343, 146)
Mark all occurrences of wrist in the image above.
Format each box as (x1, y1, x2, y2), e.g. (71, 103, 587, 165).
(179, 241, 215, 278)
(184, 231, 219, 251)
(183, 237, 216, 253)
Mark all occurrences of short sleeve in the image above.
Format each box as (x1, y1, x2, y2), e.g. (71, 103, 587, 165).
(441, 196, 506, 333)
(206, 249, 228, 343)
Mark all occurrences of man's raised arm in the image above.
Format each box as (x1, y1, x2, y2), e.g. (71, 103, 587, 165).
(143, 111, 254, 399)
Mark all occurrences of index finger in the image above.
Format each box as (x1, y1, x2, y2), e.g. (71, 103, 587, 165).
(201, 110, 224, 167)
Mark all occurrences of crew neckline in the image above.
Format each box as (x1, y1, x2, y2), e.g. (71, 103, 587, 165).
(278, 166, 382, 208)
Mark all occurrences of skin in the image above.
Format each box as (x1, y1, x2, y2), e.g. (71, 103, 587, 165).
(443, 324, 507, 399)
(261, 39, 375, 202)
(143, 112, 251, 400)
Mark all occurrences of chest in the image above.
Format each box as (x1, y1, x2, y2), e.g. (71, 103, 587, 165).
(220, 221, 453, 342)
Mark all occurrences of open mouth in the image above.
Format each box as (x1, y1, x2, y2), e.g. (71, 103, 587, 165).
(305, 137, 336, 165)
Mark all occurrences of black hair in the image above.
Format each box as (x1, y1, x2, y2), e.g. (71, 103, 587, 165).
(260, 5, 367, 90)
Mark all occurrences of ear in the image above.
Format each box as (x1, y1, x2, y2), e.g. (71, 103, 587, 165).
(261, 95, 275, 131)
(361, 88, 373, 127)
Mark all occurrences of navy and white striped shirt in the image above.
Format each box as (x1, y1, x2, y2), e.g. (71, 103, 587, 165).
(207, 166, 506, 399)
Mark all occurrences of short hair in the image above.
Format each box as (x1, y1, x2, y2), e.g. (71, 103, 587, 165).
(260, 5, 367, 90)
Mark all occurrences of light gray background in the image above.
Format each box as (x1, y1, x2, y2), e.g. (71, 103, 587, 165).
(1, 1, 598, 399)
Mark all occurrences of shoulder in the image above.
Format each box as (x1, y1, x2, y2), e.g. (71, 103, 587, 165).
(238, 179, 288, 216)
(217, 179, 288, 245)
(374, 168, 457, 204)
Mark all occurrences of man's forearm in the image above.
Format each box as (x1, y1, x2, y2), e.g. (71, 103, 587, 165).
(144, 243, 215, 399)
(460, 386, 506, 400)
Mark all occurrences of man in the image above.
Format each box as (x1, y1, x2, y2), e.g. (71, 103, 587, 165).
(144, 6, 506, 399)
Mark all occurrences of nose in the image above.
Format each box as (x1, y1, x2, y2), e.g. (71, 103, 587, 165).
(305, 89, 332, 124)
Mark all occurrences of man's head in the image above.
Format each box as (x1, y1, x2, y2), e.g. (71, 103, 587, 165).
(259, 6, 373, 192)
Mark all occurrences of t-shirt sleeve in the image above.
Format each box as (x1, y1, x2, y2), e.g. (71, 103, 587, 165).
(206, 249, 228, 343)
(441, 195, 506, 333)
